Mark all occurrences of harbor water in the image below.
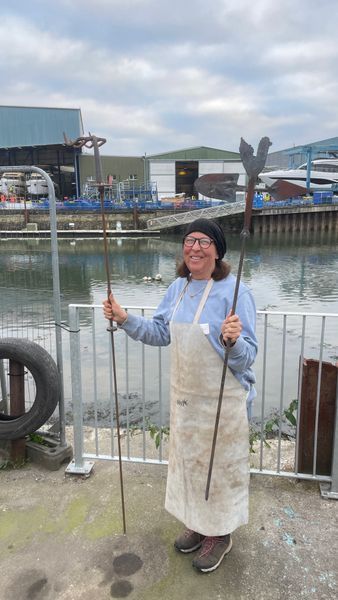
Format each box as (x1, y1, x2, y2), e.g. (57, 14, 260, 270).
(0, 230, 338, 423)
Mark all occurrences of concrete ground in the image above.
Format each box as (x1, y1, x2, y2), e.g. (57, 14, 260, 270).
(0, 457, 337, 600)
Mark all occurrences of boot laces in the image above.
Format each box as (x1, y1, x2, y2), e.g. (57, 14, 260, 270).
(199, 536, 218, 556)
(199, 535, 227, 556)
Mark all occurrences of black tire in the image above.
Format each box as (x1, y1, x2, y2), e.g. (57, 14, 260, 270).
(0, 338, 60, 440)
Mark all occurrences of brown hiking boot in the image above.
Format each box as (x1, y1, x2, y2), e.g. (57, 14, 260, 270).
(174, 528, 205, 553)
(192, 534, 232, 572)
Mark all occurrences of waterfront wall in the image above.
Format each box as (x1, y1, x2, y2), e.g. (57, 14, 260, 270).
(0, 209, 152, 231)
(251, 205, 338, 234)
(0, 208, 245, 233)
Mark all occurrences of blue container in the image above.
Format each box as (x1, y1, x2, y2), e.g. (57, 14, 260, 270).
(253, 197, 263, 209)
(313, 191, 333, 204)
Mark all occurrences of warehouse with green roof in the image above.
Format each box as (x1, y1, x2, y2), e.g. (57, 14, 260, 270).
(0, 106, 247, 201)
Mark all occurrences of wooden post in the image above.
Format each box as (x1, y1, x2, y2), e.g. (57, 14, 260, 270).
(9, 360, 26, 462)
(133, 204, 139, 229)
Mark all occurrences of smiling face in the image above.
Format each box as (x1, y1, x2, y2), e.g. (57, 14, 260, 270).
(183, 231, 218, 280)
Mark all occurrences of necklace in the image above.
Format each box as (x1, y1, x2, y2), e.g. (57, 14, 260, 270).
(186, 280, 208, 298)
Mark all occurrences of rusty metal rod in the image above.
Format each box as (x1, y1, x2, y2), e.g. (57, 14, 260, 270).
(99, 183, 127, 534)
(92, 136, 127, 534)
(64, 132, 127, 532)
(205, 179, 255, 501)
(205, 137, 271, 500)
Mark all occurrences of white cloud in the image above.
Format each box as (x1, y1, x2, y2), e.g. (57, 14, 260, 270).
(1, 1, 338, 154)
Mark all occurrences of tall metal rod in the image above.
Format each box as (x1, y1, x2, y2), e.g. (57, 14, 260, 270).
(205, 137, 271, 500)
(94, 137, 127, 534)
(64, 133, 127, 533)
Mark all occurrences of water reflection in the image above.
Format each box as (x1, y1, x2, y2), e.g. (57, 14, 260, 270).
(2, 232, 337, 310)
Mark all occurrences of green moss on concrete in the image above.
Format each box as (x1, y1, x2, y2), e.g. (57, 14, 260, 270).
(139, 572, 177, 600)
(0, 496, 93, 550)
(0, 507, 53, 552)
(0, 490, 124, 551)
(137, 542, 183, 600)
(61, 497, 91, 534)
(83, 503, 121, 540)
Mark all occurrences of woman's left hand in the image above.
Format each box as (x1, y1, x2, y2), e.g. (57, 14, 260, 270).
(221, 311, 242, 345)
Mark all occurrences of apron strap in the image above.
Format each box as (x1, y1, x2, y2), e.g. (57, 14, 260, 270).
(171, 280, 189, 321)
(171, 278, 214, 323)
(193, 279, 213, 323)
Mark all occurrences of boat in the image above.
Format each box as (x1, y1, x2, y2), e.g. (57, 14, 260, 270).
(0, 172, 26, 197)
(26, 172, 49, 196)
(259, 158, 338, 192)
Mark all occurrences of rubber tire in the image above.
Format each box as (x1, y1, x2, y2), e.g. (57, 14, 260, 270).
(0, 338, 60, 440)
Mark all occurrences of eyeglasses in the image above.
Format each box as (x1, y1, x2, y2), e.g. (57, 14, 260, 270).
(183, 236, 214, 249)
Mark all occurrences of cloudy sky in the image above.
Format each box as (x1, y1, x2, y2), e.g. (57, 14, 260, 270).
(2, 0, 338, 156)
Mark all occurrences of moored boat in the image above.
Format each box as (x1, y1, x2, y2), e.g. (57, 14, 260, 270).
(26, 172, 49, 196)
(0, 172, 26, 197)
(260, 158, 338, 192)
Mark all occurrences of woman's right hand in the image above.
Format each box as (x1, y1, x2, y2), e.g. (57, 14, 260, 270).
(102, 293, 128, 325)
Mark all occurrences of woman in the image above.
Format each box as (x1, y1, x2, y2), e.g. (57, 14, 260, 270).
(103, 218, 257, 573)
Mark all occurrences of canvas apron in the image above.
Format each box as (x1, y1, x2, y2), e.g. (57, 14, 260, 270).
(165, 279, 249, 536)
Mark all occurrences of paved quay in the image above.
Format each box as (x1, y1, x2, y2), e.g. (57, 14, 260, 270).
(0, 457, 337, 600)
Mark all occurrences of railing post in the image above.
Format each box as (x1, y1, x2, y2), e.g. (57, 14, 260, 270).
(65, 305, 94, 476)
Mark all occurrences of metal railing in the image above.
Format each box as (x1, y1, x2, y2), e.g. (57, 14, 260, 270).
(66, 304, 338, 498)
(0, 165, 66, 445)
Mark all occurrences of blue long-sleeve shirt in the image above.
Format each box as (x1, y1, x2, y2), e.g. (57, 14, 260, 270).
(120, 275, 258, 409)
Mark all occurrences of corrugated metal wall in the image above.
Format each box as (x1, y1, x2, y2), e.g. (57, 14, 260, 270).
(149, 158, 246, 199)
(149, 161, 175, 198)
(0, 106, 83, 148)
(78, 155, 144, 190)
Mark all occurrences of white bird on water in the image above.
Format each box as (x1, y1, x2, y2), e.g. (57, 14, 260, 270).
(142, 274, 162, 282)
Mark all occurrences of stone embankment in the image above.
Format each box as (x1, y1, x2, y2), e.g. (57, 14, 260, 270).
(0, 209, 151, 231)
(0, 208, 244, 234)
(2, 204, 338, 235)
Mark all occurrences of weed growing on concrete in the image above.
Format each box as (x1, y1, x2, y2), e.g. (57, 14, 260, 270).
(249, 399, 298, 453)
(145, 418, 170, 449)
(0, 457, 27, 470)
(28, 432, 49, 445)
(145, 400, 298, 454)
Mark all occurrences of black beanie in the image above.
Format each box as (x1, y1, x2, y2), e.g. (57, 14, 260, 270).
(183, 218, 227, 259)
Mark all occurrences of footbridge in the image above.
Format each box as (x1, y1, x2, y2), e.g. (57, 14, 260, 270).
(146, 201, 245, 230)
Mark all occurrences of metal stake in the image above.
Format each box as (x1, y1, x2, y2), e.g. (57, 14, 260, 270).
(64, 133, 127, 533)
(205, 137, 272, 500)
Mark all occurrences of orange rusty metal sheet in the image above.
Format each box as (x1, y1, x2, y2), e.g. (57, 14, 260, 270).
(298, 359, 337, 476)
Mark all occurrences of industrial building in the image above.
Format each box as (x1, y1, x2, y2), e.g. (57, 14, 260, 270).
(146, 146, 244, 200)
(266, 136, 338, 169)
(78, 146, 246, 201)
(1, 105, 338, 202)
(0, 106, 246, 201)
(0, 105, 84, 198)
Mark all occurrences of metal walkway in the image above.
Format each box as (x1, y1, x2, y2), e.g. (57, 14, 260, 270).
(146, 201, 245, 230)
